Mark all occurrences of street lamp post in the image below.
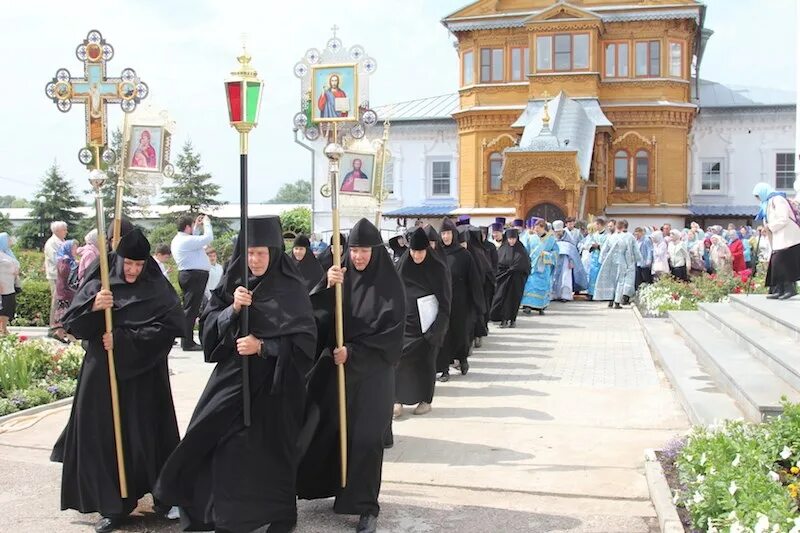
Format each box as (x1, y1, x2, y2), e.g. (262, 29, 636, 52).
(224, 47, 263, 427)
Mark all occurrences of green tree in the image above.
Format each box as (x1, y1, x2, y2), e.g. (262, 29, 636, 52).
(0, 212, 11, 234)
(161, 141, 221, 217)
(16, 164, 84, 249)
(0, 196, 30, 208)
(268, 179, 312, 203)
(280, 206, 311, 237)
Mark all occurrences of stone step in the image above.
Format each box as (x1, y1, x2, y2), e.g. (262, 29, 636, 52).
(640, 316, 745, 425)
(669, 310, 797, 422)
(729, 294, 800, 341)
(700, 302, 800, 392)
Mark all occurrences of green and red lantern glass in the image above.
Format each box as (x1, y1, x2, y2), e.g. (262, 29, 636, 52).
(225, 79, 263, 128)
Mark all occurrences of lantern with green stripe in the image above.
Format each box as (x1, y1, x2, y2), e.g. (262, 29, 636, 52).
(225, 49, 263, 134)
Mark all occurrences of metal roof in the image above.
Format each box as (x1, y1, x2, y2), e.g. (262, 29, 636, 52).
(373, 94, 460, 122)
(689, 205, 759, 217)
(696, 79, 796, 108)
(383, 205, 459, 217)
(509, 93, 612, 180)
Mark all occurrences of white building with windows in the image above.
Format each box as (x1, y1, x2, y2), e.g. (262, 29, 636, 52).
(689, 80, 796, 227)
(346, 80, 794, 232)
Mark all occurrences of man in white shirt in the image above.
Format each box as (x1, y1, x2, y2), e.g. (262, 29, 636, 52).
(43, 221, 67, 332)
(171, 214, 213, 351)
(203, 246, 223, 303)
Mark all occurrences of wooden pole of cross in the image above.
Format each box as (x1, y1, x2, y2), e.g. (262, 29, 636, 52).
(45, 30, 149, 499)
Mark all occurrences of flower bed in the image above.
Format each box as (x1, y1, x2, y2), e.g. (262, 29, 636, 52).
(0, 335, 83, 416)
(636, 271, 768, 317)
(661, 400, 800, 532)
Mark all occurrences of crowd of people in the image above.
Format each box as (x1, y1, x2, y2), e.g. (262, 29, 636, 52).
(13, 181, 799, 533)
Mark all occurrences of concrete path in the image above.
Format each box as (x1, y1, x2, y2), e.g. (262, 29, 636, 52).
(0, 301, 687, 532)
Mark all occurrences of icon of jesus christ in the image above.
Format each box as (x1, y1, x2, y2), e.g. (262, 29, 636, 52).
(317, 73, 348, 119)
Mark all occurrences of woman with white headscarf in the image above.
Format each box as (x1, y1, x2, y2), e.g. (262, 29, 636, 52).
(667, 230, 690, 281)
(709, 235, 733, 277)
(753, 182, 800, 299)
(650, 231, 669, 279)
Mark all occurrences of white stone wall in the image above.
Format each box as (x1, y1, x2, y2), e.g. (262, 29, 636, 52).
(689, 106, 796, 205)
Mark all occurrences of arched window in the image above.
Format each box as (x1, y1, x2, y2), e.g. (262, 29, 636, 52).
(635, 150, 649, 191)
(614, 150, 629, 190)
(489, 152, 503, 191)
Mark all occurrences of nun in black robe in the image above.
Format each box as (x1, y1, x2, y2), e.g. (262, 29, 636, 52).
(387, 234, 408, 263)
(289, 234, 325, 292)
(319, 233, 347, 272)
(490, 229, 532, 328)
(465, 226, 494, 344)
(436, 218, 484, 381)
(153, 216, 317, 533)
(394, 228, 451, 413)
(51, 229, 183, 533)
(297, 218, 405, 533)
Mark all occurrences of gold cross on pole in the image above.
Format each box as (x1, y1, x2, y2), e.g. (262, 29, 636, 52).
(45, 30, 149, 152)
(331, 24, 340, 39)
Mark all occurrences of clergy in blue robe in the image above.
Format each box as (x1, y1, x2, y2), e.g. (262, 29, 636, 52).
(594, 220, 642, 308)
(583, 218, 609, 298)
(551, 221, 589, 301)
(521, 220, 558, 314)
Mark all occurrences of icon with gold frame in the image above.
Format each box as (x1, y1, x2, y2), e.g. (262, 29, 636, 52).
(311, 63, 358, 124)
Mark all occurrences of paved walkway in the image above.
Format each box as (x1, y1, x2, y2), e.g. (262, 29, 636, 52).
(0, 302, 688, 532)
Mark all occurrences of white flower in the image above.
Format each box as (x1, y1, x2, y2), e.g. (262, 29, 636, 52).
(693, 490, 705, 504)
(781, 446, 793, 460)
(700, 452, 707, 466)
(696, 474, 705, 483)
(728, 480, 738, 495)
(754, 513, 770, 533)
(732, 453, 741, 467)
(709, 466, 717, 475)
(730, 521, 745, 533)
(790, 518, 800, 533)
(685, 454, 694, 463)
(769, 470, 780, 482)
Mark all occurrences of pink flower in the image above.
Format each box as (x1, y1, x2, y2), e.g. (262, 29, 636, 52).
(18, 335, 27, 342)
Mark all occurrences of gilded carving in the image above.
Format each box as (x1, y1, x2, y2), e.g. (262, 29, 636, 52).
(502, 152, 580, 192)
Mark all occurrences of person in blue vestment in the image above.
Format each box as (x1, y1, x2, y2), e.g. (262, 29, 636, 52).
(521, 219, 558, 315)
(583, 217, 609, 299)
(551, 221, 589, 302)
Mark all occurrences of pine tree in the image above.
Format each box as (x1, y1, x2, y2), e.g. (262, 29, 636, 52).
(16, 163, 85, 249)
(161, 140, 221, 218)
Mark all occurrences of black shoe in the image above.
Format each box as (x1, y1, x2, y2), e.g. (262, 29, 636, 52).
(183, 344, 203, 352)
(779, 291, 797, 300)
(95, 516, 124, 533)
(614, 303, 622, 309)
(499, 320, 508, 328)
(438, 371, 449, 383)
(267, 520, 297, 533)
(522, 308, 532, 315)
(622, 295, 631, 305)
(356, 514, 378, 533)
(509, 321, 516, 328)
(538, 309, 545, 316)
(607, 301, 614, 308)
(474, 337, 482, 348)
(460, 359, 469, 375)
(767, 292, 782, 299)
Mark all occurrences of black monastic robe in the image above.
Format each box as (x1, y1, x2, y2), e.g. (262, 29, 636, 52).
(394, 248, 451, 405)
(153, 250, 316, 532)
(51, 254, 183, 516)
(490, 240, 532, 322)
(437, 230, 484, 371)
(290, 247, 325, 292)
(297, 241, 405, 517)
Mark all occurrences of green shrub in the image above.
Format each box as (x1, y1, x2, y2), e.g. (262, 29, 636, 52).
(0, 345, 31, 394)
(14, 339, 56, 380)
(16, 250, 46, 281)
(6, 387, 53, 410)
(54, 343, 84, 380)
(0, 398, 18, 416)
(12, 280, 51, 326)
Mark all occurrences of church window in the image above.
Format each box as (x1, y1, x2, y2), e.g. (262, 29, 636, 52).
(669, 41, 683, 77)
(537, 33, 590, 72)
(536, 36, 552, 71)
(573, 34, 589, 69)
(511, 47, 530, 81)
(701, 160, 722, 191)
(431, 161, 451, 196)
(489, 152, 503, 191)
(480, 48, 504, 82)
(614, 151, 629, 190)
(604, 42, 629, 78)
(635, 40, 660, 77)
(635, 150, 650, 191)
(776, 153, 796, 189)
(462, 50, 474, 85)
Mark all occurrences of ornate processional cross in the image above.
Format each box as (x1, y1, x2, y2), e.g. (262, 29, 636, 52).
(45, 30, 148, 165)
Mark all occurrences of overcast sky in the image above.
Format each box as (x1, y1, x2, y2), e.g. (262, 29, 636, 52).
(0, 0, 795, 203)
